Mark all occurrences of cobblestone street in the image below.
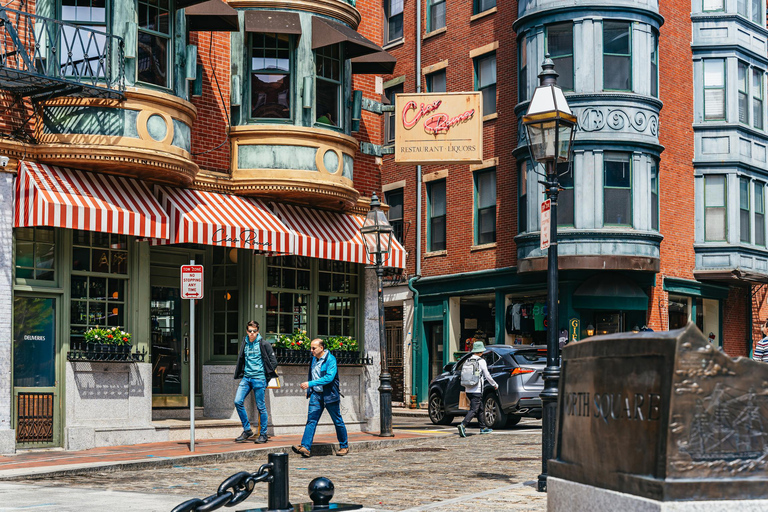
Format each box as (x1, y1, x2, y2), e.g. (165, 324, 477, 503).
(13, 419, 547, 511)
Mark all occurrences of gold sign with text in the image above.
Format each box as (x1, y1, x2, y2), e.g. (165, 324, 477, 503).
(394, 92, 483, 164)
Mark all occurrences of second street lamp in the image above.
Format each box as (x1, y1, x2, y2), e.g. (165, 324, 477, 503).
(522, 54, 577, 493)
(361, 192, 395, 437)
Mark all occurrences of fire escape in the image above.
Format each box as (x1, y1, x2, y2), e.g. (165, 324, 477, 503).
(0, 6, 125, 143)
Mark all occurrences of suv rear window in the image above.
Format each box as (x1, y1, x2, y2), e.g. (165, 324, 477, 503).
(513, 351, 547, 365)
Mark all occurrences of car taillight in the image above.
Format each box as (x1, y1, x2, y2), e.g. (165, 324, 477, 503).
(510, 367, 535, 376)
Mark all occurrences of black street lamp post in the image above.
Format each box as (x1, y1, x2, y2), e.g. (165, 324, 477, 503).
(522, 55, 577, 493)
(361, 192, 395, 437)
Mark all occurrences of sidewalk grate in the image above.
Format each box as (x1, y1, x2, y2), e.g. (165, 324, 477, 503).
(396, 447, 447, 453)
(495, 457, 539, 461)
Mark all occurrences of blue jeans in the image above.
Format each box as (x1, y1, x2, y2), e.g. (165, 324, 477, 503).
(300, 392, 348, 450)
(234, 378, 268, 435)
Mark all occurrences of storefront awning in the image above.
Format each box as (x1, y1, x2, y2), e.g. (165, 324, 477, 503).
(351, 50, 397, 74)
(15, 162, 169, 239)
(312, 17, 382, 59)
(186, 0, 239, 32)
(272, 203, 406, 269)
(244, 10, 302, 36)
(573, 274, 648, 311)
(156, 186, 295, 252)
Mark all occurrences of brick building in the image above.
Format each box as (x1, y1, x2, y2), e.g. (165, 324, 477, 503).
(379, 0, 768, 412)
(0, 0, 403, 452)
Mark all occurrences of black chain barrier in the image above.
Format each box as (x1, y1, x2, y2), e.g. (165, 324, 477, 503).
(171, 463, 273, 512)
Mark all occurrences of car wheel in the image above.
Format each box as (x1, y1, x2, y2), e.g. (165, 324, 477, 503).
(483, 394, 507, 429)
(505, 415, 522, 428)
(428, 393, 454, 425)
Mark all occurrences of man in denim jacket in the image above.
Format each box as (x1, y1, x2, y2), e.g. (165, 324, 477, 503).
(292, 338, 349, 457)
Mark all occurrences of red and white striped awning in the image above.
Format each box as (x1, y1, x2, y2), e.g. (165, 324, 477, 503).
(15, 162, 169, 239)
(272, 203, 406, 268)
(156, 186, 295, 252)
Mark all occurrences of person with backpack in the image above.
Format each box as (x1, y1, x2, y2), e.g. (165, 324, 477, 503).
(458, 341, 499, 437)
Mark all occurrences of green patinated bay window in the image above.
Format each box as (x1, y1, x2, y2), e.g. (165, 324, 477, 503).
(137, 0, 172, 88)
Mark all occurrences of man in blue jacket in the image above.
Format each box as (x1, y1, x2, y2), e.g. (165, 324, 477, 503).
(292, 338, 349, 457)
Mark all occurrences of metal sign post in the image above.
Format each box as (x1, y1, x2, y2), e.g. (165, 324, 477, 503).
(181, 263, 204, 452)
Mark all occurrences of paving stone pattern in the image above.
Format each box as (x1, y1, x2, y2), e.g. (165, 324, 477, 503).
(15, 422, 547, 511)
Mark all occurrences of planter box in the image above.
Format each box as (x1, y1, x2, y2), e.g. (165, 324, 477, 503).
(67, 339, 145, 363)
(273, 347, 372, 366)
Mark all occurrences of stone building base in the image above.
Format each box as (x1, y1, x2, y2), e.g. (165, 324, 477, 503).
(548, 477, 768, 512)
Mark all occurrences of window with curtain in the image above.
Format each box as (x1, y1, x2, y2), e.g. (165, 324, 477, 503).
(385, 188, 404, 244)
(546, 23, 573, 91)
(737, 0, 747, 16)
(651, 31, 659, 98)
(60, 0, 107, 78)
(557, 161, 574, 226)
(751, 0, 762, 24)
(475, 169, 496, 244)
(386, 0, 404, 44)
(519, 37, 528, 103)
(603, 21, 631, 91)
(251, 33, 291, 119)
(137, 0, 172, 88)
(753, 68, 764, 130)
(603, 153, 632, 226)
(428, 180, 447, 251)
(212, 247, 240, 356)
(15, 227, 55, 282)
(651, 160, 659, 231)
(756, 183, 766, 246)
(519, 162, 528, 233)
(705, 175, 727, 241)
(704, 59, 726, 121)
(428, 0, 446, 32)
(384, 83, 402, 144)
(474, 0, 495, 14)
(70, 230, 129, 343)
(740, 177, 751, 243)
(739, 61, 749, 124)
(475, 53, 496, 116)
(426, 69, 446, 93)
(315, 44, 342, 127)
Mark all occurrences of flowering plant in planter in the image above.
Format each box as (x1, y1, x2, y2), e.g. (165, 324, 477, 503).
(325, 335, 359, 352)
(83, 326, 132, 346)
(274, 329, 311, 350)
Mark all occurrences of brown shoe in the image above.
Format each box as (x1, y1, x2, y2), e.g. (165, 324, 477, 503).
(336, 447, 349, 456)
(292, 444, 311, 458)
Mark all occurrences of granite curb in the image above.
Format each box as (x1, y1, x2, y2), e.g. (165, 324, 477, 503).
(0, 432, 450, 481)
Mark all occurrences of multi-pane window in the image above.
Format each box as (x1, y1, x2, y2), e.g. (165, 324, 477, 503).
(428, 179, 447, 251)
(318, 261, 358, 337)
(212, 247, 240, 356)
(756, 183, 766, 246)
(474, 0, 495, 15)
(740, 177, 751, 243)
(603, 153, 632, 226)
(557, 162, 574, 226)
(266, 256, 310, 336)
(384, 83, 402, 144)
(603, 21, 631, 91)
(738, 0, 763, 23)
(651, 160, 659, 231)
(137, 0, 171, 88)
(385, 188, 404, 244)
(753, 69, 764, 130)
(519, 37, 528, 102)
(739, 61, 749, 124)
(519, 162, 528, 233)
(475, 53, 496, 116)
(475, 169, 496, 244)
(546, 23, 573, 91)
(315, 44, 342, 127)
(704, 0, 724, 11)
(70, 230, 128, 343)
(60, 0, 107, 78)
(752, 0, 762, 24)
(651, 31, 659, 98)
(251, 33, 291, 119)
(705, 175, 727, 241)
(426, 70, 446, 93)
(15, 227, 55, 282)
(738, 0, 748, 16)
(385, 0, 404, 44)
(704, 59, 726, 121)
(428, 0, 446, 32)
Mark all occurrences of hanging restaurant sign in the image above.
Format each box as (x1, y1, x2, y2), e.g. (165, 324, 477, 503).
(394, 92, 483, 164)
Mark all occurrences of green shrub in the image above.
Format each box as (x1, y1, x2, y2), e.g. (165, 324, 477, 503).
(84, 326, 132, 346)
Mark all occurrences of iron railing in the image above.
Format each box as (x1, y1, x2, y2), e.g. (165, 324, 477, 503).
(0, 6, 125, 100)
(67, 339, 146, 363)
(274, 348, 372, 366)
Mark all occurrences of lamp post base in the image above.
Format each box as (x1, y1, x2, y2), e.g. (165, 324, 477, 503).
(379, 372, 394, 437)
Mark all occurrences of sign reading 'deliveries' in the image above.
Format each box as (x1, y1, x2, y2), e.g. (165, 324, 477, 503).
(540, 199, 551, 251)
(181, 265, 204, 299)
(394, 92, 483, 164)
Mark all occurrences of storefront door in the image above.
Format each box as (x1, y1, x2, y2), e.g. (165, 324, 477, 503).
(150, 249, 202, 407)
(13, 295, 60, 447)
(425, 321, 444, 384)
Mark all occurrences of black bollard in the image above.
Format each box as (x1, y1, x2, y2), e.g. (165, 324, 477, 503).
(267, 452, 292, 512)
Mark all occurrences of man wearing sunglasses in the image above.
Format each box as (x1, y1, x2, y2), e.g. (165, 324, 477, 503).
(233, 321, 278, 444)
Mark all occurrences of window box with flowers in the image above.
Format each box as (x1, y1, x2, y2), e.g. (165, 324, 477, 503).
(271, 330, 371, 366)
(67, 327, 145, 362)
